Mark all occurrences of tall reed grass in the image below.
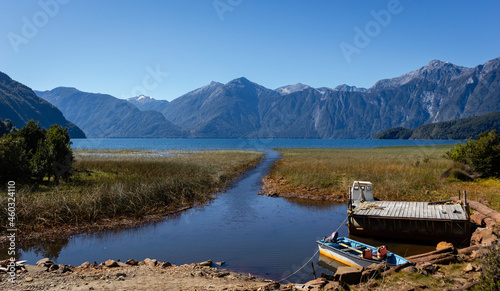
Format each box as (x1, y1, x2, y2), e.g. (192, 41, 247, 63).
(1, 150, 262, 230)
(269, 146, 500, 210)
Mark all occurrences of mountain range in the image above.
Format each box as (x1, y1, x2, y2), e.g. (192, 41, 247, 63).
(35, 88, 185, 138)
(0, 71, 86, 138)
(113, 57, 499, 138)
(3, 57, 500, 139)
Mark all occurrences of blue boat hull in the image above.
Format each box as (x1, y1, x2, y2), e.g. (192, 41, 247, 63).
(316, 237, 411, 270)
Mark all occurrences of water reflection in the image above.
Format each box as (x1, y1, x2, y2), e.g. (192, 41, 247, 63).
(16, 149, 435, 282)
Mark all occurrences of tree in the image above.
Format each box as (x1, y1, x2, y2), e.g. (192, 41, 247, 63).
(0, 118, 15, 137)
(446, 130, 500, 178)
(0, 121, 74, 185)
(46, 124, 74, 182)
(15, 120, 46, 159)
(0, 134, 30, 183)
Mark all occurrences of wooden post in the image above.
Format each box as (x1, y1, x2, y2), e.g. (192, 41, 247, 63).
(458, 190, 461, 201)
(463, 190, 470, 216)
(311, 262, 316, 279)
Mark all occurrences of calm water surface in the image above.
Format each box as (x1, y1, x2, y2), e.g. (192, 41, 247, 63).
(19, 139, 450, 282)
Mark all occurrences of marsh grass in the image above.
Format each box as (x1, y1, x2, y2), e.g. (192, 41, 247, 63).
(1, 150, 262, 230)
(270, 146, 500, 209)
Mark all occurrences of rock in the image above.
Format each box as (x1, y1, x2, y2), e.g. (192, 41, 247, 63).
(116, 272, 127, 278)
(471, 228, 498, 246)
(402, 266, 418, 273)
(304, 277, 327, 287)
(117, 275, 125, 281)
(436, 241, 454, 250)
(79, 262, 91, 269)
(198, 260, 213, 267)
(416, 263, 439, 275)
(48, 264, 59, 272)
(25, 277, 33, 282)
(320, 273, 335, 281)
(214, 271, 230, 278)
(216, 261, 225, 266)
(334, 266, 362, 285)
(323, 281, 343, 290)
(463, 263, 474, 273)
(104, 260, 119, 268)
(160, 262, 172, 268)
(117, 262, 128, 267)
(143, 258, 157, 267)
(25, 265, 48, 273)
(36, 258, 54, 268)
(470, 248, 489, 259)
(453, 278, 468, 285)
(56, 264, 71, 274)
(125, 259, 138, 266)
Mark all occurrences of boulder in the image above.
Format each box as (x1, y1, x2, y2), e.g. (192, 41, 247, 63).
(104, 260, 119, 268)
(334, 266, 362, 285)
(471, 228, 498, 246)
(160, 262, 172, 268)
(198, 260, 213, 267)
(125, 259, 138, 266)
(143, 258, 157, 267)
(463, 263, 474, 273)
(436, 241, 454, 251)
(79, 262, 91, 269)
(54, 264, 71, 274)
(36, 258, 54, 268)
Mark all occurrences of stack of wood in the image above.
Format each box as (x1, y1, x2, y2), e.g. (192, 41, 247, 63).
(450, 196, 500, 230)
(406, 246, 456, 265)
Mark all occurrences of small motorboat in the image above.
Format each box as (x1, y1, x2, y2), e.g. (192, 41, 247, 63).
(316, 232, 412, 270)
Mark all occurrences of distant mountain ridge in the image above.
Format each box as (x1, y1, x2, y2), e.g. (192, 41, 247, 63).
(141, 57, 499, 138)
(127, 95, 169, 111)
(32, 56, 500, 138)
(0, 71, 85, 138)
(374, 111, 500, 140)
(36, 88, 185, 138)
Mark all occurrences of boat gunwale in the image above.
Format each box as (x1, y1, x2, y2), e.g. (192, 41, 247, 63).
(316, 238, 411, 267)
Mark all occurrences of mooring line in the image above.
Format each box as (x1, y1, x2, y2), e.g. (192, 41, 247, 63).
(276, 216, 348, 283)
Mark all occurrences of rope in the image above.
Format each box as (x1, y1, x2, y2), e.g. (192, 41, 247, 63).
(277, 249, 319, 283)
(276, 216, 349, 283)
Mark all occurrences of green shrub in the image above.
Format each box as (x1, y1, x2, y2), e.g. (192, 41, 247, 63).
(446, 130, 500, 178)
(0, 120, 73, 184)
(481, 244, 500, 291)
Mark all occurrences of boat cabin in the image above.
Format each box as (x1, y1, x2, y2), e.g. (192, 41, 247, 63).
(350, 181, 374, 202)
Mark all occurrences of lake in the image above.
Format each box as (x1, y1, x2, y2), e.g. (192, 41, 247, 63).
(70, 138, 458, 151)
(18, 139, 455, 282)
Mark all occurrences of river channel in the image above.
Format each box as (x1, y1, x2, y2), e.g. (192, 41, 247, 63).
(19, 148, 436, 282)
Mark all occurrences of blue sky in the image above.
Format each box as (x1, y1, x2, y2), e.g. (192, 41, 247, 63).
(1, 0, 499, 101)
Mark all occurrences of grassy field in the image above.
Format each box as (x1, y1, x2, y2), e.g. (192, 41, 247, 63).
(268, 145, 500, 211)
(1, 150, 263, 230)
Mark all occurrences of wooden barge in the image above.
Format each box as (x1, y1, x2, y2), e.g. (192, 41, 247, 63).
(347, 181, 472, 244)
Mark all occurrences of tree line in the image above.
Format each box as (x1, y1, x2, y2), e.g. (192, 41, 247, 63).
(0, 119, 73, 185)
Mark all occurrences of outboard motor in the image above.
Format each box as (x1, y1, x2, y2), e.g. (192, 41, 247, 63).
(327, 231, 338, 243)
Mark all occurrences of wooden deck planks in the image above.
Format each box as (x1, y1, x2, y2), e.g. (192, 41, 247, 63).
(352, 200, 468, 221)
